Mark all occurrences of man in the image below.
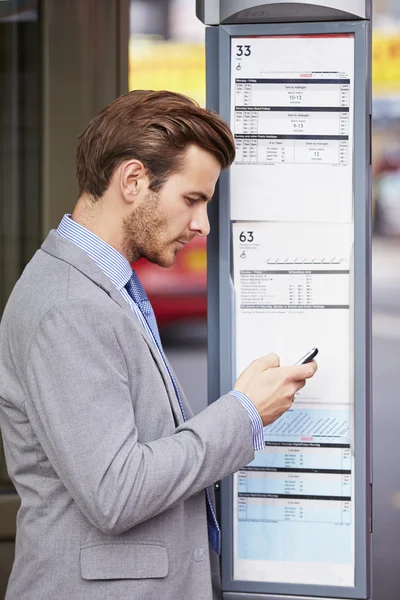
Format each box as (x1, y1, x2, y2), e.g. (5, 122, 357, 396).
(0, 90, 316, 600)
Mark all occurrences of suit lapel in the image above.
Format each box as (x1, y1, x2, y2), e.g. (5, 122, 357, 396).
(107, 285, 185, 426)
(41, 231, 185, 426)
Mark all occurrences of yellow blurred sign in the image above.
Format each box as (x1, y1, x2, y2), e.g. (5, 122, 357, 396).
(182, 248, 207, 272)
(129, 38, 206, 107)
(373, 32, 400, 94)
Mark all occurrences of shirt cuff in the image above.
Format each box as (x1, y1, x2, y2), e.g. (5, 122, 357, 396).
(229, 390, 264, 451)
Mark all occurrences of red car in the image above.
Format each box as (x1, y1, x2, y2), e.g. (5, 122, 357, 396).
(133, 236, 207, 327)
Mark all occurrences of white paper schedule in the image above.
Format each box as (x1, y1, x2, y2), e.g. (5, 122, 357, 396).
(230, 35, 354, 223)
(232, 221, 355, 587)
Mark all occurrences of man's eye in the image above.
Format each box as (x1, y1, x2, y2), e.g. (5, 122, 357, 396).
(186, 197, 197, 206)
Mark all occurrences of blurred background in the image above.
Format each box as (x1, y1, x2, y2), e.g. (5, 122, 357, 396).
(0, 0, 400, 598)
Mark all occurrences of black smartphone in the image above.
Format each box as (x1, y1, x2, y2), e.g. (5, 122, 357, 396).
(294, 347, 318, 365)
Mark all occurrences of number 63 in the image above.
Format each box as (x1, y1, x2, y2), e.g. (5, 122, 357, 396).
(240, 231, 254, 242)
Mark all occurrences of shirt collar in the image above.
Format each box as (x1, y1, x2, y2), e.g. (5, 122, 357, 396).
(56, 214, 132, 290)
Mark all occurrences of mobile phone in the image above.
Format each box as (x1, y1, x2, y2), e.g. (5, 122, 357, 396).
(294, 347, 318, 365)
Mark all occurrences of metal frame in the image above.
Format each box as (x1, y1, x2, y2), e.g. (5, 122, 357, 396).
(197, 0, 370, 25)
(207, 20, 371, 600)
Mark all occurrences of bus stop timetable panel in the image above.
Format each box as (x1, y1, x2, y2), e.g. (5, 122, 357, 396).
(229, 33, 355, 589)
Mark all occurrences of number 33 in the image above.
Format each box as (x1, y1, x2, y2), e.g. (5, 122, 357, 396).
(236, 45, 251, 57)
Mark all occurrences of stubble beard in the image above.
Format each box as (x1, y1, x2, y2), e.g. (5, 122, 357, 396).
(122, 191, 177, 268)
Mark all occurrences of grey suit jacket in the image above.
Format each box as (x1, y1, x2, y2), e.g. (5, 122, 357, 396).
(0, 231, 254, 600)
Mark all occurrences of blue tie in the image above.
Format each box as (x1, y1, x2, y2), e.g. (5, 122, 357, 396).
(125, 271, 221, 554)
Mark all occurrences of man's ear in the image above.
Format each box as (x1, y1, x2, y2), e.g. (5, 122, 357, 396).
(120, 159, 148, 203)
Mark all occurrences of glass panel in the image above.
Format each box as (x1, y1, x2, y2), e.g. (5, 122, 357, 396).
(0, 0, 41, 316)
(0, 0, 41, 491)
(229, 32, 357, 590)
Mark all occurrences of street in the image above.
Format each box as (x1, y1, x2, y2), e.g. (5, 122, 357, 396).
(165, 237, 400, 600)
(371, 237, 400, 600)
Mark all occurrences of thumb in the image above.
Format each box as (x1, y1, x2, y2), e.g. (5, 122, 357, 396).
(257, 352, 280, 370)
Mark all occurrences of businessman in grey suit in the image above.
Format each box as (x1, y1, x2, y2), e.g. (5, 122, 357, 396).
(0, 90, 316, 600)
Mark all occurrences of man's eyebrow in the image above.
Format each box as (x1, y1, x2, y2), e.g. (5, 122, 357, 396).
(188, 191, 211, 202)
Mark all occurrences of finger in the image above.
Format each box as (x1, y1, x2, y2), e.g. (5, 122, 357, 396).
(292, 361, 317, 380)
(294, 379, 306, 393)
(305, 360, 318, 376)
(279, 362, 317, 381)
(286, 380, 305, 400)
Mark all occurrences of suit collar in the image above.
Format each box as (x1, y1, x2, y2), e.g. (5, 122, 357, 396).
(42, 230, 118, 296)
(56, 214, 132, 290)
(41, 230, 140, 325)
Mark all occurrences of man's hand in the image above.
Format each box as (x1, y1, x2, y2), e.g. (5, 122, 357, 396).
(234, 353, 317, 426)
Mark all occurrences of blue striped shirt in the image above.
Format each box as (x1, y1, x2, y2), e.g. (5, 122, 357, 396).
(56, 214, 264, 451)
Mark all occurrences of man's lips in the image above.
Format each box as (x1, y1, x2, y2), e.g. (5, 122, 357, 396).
(176, 237, 195, 245)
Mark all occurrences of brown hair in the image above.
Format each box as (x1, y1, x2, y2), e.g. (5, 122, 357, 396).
(76, 90, 236, 199)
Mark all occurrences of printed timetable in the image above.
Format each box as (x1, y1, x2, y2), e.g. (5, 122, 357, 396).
(232, 220, 355, 586)
(234, 75, 350, 166)
(230, 35, 355, 223)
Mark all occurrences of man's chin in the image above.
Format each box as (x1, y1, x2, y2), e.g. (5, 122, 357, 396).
(147, 251, 177, 269)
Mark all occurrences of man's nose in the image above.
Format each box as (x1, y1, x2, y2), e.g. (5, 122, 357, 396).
(191, 205, 210, 237)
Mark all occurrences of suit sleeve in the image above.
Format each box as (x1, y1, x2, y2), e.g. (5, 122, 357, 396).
(24, 299, 254, 535)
